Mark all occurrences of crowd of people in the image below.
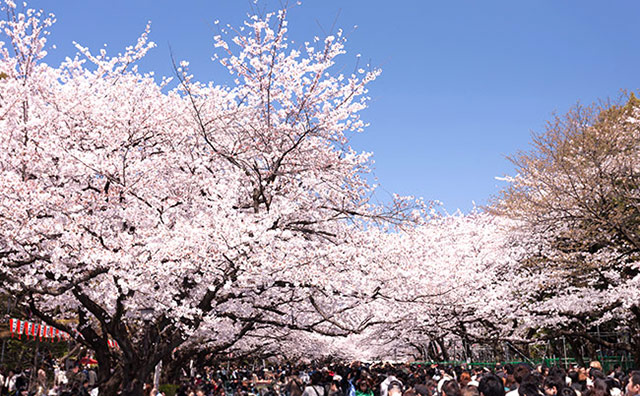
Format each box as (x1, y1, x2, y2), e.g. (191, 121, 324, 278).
(0, 361, 97, 396)
(0, 359, 638, 396)
(169, 361, 640, 396)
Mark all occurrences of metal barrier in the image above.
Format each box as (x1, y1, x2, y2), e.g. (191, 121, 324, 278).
(411, 356, 635, 372)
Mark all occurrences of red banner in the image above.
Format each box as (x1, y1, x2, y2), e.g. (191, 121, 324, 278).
(8, 319, 119, 349)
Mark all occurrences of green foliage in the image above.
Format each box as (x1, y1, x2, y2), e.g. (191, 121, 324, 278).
(2, 337, 70, 370)
(159, 384, 179, 396)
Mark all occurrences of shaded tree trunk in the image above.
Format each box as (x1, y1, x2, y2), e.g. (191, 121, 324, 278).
(426, 341, 440, 362)
(630, 307, 640, 368)
(566, 336, 585, 367)
(436, 337, 449, 362)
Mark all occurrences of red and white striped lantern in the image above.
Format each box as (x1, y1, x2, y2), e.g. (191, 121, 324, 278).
(17, 320, 25, 340)
(9, 319, 18, 338)
(25, 322, 32, 340)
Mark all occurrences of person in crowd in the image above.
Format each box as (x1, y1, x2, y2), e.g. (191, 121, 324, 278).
(286, 373, 305, 396)
(569, 368, 587, 394)
(460, 373, 472, 389)
(519, 372, 543, 396)
(388, 380, 404, 396)
(590, 363, 603, 373)
(355, 377, 374, 396)
(382, 371, 403, 396)
(543, 375, 565, 396)
(610, 366, 624, 383)
(626, 371, 640, 396)
(13, 369, 27, 395)
(35, 365, 48, 395)
(5, 369, 16, 395)
(328, 375, 343, 396)
(462, 385, 480, 396)
(302, 372, 326, 396)
(479, 374, 505, 396)
(442, 380, 462, 396)
(414, 376, 431, 396)
(64, 361, 86, 395)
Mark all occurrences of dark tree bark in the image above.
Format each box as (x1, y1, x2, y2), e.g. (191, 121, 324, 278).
(566, 336, 585, 367)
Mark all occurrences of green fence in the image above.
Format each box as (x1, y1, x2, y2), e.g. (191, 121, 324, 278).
(412, 356, 635, 372)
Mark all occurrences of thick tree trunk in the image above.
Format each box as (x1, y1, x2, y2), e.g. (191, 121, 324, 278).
(549, 338, 561, 360)
(427, 341, 439, 362)
(436, 337, 449, 362)
(122, 378, 145, 396)
(96, 341, 160, 396)
(630, 307, 640, 369)
(632, 336, 640, 369)
(96, 352, 164, 396)
(493, 341, 505, 362)
(164, 355, 184, 385)
(94, 343, 114, 392)
(462, 337, 472, 362)
(99, 370, 123, 396)
(409, 343, 426, 361)
(566, 336, 585, 367)
(164, 349, 197, 384)
(584, 339, 597, 362)
(120, 361, 151, 396)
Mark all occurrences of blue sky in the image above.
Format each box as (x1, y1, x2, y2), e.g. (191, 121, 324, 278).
(21, 0, 640, 213)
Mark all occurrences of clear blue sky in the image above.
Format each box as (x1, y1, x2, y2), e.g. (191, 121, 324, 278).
(21, 0, 640, 213)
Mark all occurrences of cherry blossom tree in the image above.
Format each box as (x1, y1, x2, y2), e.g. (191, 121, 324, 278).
(0, 2, 416, 394)
(331, 212, 522, 362)
(492, 95, 640, 366)
(10, 0, 638, 380)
